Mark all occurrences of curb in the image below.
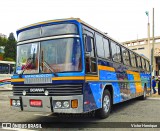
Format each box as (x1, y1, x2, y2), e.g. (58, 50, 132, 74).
(147, 97, 160, 100)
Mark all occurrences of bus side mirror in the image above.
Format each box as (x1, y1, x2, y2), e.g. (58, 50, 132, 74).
(86, 36, 92, 52)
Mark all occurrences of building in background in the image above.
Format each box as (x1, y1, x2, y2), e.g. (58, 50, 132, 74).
(122, 36, 160, 76)
(0, 33, 7, 38)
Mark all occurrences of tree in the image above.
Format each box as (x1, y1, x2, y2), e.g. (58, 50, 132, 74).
(3, 33, 17, 61)
(0, 36, 7, 46)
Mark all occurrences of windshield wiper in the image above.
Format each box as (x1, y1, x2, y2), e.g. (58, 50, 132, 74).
(41, 50, 58, 77)
(41, 60, 58, 77)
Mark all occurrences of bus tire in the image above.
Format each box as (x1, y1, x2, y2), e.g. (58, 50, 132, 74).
(139, 87, 147, 100)
(95, 89, 111, 119)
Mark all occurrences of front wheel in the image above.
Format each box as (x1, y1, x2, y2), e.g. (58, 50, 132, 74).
(95, 89, 112, 119)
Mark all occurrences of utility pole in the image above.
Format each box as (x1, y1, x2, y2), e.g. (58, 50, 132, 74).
(145, 11, 150, 64)
(152, 8, 155, 75)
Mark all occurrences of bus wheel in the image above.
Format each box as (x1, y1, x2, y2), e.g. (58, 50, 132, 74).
(95, 89, 111, 119)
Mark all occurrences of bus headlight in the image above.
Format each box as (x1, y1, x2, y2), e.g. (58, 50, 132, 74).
(12, 100, 16, 106)
(55, 101, 62, 108)
(17, 100, 21, 106)
(63, 101, 69, 108)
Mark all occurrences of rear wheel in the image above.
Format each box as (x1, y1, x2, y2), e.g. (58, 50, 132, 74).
(95, 89, 112, 119)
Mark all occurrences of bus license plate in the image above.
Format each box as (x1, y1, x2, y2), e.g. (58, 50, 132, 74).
(30, 99, 42, 107)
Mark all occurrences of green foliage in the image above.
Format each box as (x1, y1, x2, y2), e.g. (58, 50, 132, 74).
(0, 53, 3, 57)
(0, 36, 7, 46)
(4, 57, 14, 61)
(3, 32, 17, 61)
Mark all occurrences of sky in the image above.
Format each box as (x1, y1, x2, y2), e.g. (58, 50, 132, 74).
(0, 0, 160, 42)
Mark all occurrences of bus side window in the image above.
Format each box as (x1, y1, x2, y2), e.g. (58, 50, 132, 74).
(111, 41, 121, 63)
(95, 33, 105, 58)
(130, 52, 137, 67)
(137, 56, 142, 68)
(146, 60, 149, 71)
(122, 47, 130, 66)
(144, 59, 146, 70)
(141, 58, 146, 70)
(103, 38, 111, 59)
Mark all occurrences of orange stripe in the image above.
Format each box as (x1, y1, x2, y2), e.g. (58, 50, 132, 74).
(11, 79, 24, 82)
(85, 76, 99, 80)
(126, 70, 142, 93)
(98, 65, 115, 71)
(52, 76, 84, 80)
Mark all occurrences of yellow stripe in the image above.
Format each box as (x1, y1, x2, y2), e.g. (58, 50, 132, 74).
(52, 76, 84, 80)
(11, 79, 24, 82)
(11, 76, 84, 82)
(98, 65, 115, 71)
(85, 76, 99, 80)
(126, 70, 136, 74)
(126, 70, 143, 93)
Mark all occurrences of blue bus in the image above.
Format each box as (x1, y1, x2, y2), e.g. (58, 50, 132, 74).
(0, 61, 15, 74)
(9, 18, 151, 118)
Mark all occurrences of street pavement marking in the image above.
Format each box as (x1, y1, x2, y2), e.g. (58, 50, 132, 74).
(34, 113, 51, 116)
(34, 113, 56, 117)
(2, 127, 36, 131)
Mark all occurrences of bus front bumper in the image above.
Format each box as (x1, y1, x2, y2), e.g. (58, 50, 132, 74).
(9, 95, 83, 113)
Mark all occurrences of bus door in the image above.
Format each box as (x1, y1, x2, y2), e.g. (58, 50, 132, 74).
(83, 30, 97, 74)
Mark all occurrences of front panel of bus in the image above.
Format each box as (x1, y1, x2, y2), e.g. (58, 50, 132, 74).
(10, 20, 86, 113)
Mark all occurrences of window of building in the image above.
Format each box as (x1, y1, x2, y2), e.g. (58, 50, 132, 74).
(138, 47, 145, 50)
(132, 48, 137, 51)
(122, 47, 130, 65)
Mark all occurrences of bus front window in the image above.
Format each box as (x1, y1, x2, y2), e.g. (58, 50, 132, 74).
(16, 43, 39, 74)
(40, 38, 81, 73)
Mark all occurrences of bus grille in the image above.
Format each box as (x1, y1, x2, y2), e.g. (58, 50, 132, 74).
(24, 77, 52, 84)
(13, 84, 83, 96)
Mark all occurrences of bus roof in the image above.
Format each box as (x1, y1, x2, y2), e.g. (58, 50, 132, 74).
(17, 18, 121, 45)
(17, 18, 149, 62)
(17, 18, 81, 31)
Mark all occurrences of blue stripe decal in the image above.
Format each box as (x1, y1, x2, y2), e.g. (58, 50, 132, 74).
(84, 83, 98, 112)
(127, 74, 136, 94)
(100, 70, 122, 104)
(89, 83, 102, 108)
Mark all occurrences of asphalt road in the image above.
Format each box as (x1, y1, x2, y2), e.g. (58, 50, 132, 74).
(0, 91, 160, 131)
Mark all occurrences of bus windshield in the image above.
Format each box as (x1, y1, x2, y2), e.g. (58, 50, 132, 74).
(16, 37, 82, 74)
(40, 38, 81, 73)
